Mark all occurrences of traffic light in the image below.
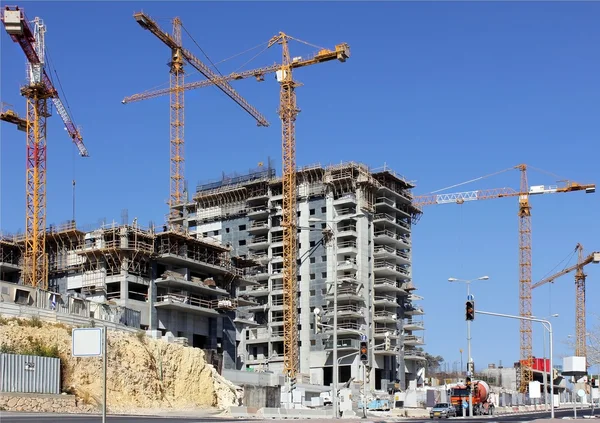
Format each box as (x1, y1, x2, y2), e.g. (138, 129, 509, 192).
(384, 333, 391, 351)
(467, 361, 475, 376)
(290, 376, 297, 392)
(360, 340, 368, 363)
(314, 312, 321, 334)
(466, 376, 472, 390)
(466, 300, 475, 321)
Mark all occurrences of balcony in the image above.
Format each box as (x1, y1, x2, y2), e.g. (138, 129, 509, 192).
(248, 220, 269, 234)
(374, 344, 400, 356)
(271, 281, 284, 293)
(373, 294, 398, 307)
(155, 275, 229, 297)
(234, 311, 260, 326)
(323, 321, 362, 334)
(247, 206, 269, 219)
(323, 304, 363, 318)
(248, 236, 269, 250)
(155, 293, 229, 317)
(375, 195, 412, 214)
(403, 335, 425, 346)
(374, 261, 409, 279)
(271, 328, 285, 339)
(326, 285, 363, 302)
(271, 252, 284, 264)
(324, 338, 360, 351)
(405, 305, 425, 316)
(271, 296, 285, 309)
(336, 207, 357, 217)
(237, 294, 258, 307)
(337, 224, 357, 238)
(245, 281, 269, 296)
(271, 234, 283, 247)
(373, 213, 410, 233)
(337, 258, 358, 272)
(404, 349, 428, 361)
(403, 319, 425, 331)
(374, 327, 400, 338)
(337, 240, 358, 255)
(334, 193, 357, 206)
(373, 310, 397, 323)
(374, 277, 407, 294)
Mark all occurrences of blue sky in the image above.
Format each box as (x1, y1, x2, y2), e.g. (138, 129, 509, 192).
(1, 1, 599, 372)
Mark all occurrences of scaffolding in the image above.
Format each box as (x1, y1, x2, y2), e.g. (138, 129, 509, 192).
(74, 222, 156, 293)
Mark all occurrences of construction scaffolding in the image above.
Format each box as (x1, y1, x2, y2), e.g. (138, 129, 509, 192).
(74, 222, 155, 294)
(324, 161, 381, 212)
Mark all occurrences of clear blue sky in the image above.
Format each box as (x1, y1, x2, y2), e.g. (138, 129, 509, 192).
(1, 1, 599, 372)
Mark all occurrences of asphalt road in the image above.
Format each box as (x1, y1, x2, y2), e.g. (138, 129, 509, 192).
(411, 407, 597, 423)
(0, 408, 596, 423)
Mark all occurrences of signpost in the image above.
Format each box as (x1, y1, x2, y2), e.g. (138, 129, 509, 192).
(72, 327, 106, 423)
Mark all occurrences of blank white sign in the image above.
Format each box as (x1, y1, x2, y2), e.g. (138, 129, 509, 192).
(72, 327, 103, 357)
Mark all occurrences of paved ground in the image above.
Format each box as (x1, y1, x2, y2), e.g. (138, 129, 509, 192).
(0, 407, 596, 423)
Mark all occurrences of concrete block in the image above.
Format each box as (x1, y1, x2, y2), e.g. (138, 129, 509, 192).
(228, 406, 248, 417)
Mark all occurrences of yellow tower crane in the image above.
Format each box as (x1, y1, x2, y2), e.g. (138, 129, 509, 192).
(123, 33, 350, 379)
(129, 12, 269, 221)
(413, 164, 595, 392)
(532, 244, 600, 362)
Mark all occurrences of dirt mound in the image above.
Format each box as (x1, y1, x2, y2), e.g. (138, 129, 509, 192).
(0, 318, 239, 412)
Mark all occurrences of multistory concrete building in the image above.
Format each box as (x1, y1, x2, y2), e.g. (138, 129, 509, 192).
(0, 221, 256, 372)
(174, 161, 427, 391)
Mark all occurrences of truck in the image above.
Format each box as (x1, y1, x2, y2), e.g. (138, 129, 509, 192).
(449, 380, 495, 416)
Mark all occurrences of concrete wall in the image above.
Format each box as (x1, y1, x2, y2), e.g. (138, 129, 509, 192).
(243, 385, 281, 408)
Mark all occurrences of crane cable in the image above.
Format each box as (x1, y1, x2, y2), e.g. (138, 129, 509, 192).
(538, 245, 579, 283)
(430, 167, 515, 194)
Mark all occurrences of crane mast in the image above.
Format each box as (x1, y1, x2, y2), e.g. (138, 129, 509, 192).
(169, 18, 185, 212)
(517, 164, 533, 393)
(270, 32, 301, 379)
(2, 6, 88, 290)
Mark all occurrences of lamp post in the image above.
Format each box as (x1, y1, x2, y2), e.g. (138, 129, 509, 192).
(448, 275, 490, 418)
(309, 213, 365, 419)
(476, 310, 555, 419)
(533, 314, 559, 411)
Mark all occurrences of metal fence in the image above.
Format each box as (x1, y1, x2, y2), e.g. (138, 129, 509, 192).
(0, 353, 60, 394)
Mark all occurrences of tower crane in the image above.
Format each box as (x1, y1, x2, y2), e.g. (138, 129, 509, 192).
(123, 32, 350, 378)
(532, 244, 600, 362)
(129, 12, 269, 220)
(1, 5, 88, 290)
(413, 164, 595, 393)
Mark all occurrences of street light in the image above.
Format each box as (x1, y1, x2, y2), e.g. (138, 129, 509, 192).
(532, 314, 559, 410)
(476, 310, 556, 419)
(309, 213, 365, 419)
(448, 275, 490, 418)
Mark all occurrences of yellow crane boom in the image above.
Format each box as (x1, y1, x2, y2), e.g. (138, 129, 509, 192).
(532, 244, 600, 360)
(131, 12, 269, 218)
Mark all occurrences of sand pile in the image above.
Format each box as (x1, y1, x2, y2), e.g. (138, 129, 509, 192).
(0, 318, 239, 412)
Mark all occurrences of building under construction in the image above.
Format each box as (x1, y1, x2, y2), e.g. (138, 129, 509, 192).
(172, 160, 426, 391)
(0, 220, 259, 371)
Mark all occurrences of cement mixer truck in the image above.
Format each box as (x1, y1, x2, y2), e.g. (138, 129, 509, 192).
(449, 380, 495, 416)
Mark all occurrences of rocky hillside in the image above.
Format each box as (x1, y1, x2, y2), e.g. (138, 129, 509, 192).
(0, 317, 239, 413)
